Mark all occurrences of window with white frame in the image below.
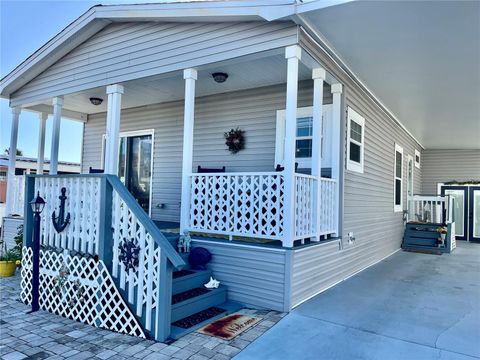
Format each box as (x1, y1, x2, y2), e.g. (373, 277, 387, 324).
(414, 149, 421, 169)
(346, 107, 365, 173)
(394, 143, 404, 212)
(275, 105, 332, 169)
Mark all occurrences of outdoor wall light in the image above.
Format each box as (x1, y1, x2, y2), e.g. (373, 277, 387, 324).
(212, 72, 228, 83)
(89, 97, 103, 106)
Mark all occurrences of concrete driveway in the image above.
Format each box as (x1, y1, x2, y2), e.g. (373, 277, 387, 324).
(235, 242, 480, 360)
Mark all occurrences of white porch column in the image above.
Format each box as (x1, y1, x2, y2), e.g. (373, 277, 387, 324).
(104, 84, 124, 175)
(5, 106, 21, 216)
(283, 45, 301, 247)
(180, 68, 197, 234)
(331, 83, 343, 236)
(311, 68, 326, 241)
(50, 96, 63, 175)
(37, 113, 48, 174)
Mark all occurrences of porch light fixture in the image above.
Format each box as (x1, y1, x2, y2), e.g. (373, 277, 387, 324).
(30, 192, 45, 214)
(89, 97, 103, 106)
(212, 72, 228, 83)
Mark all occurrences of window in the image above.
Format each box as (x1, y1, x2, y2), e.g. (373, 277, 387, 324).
(394, 143, 404, 212)
(346, 107, 365, 173)
(414, 149, 421, 169)
(275, 106, 333, 169)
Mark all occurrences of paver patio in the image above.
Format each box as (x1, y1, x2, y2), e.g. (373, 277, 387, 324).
(235, 242, 480, 360)
(0, 273, 285, 360)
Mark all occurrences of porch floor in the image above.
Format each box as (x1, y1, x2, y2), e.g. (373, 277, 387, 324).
(154, 221, 335, 249)
(235, 241, 480, 360)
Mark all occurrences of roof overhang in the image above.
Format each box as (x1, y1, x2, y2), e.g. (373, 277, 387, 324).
(2, 0, 477, 149)
(0, 0, 352, 98)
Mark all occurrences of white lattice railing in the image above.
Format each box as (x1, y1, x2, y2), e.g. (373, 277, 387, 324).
(190, 172, 285, 240)
(21, 247, 145, 338)
(10, 175, 25, 216)
(25, 174, 184, 341)
(407, 194, 453, 224)
(319, 178, 337, 235)
(34, 176, 101, 255)
(294, 174, 315, 239)
(189, 172, 338, 243)
(111, 188, 161, 332)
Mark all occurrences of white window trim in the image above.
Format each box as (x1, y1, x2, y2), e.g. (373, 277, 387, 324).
(414, 149, 421, 169)
(346, 107, 365, 174)
(275, 105, 332, 169)
(394, 143, 404, 212)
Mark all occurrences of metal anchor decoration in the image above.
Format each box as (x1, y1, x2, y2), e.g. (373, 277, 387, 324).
(52, 187, 71, 233)
(118, 238, 140, 272)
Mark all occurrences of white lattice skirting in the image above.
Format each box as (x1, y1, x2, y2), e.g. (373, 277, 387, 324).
(20, 247, 145, 338)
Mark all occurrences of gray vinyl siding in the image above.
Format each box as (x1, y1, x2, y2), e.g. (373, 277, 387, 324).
(191, 239, 288, 312)
(82, 81, 332, 222)
(11, 21, 298, 106)
(421, 149, 480, 194)
(295, 28, 423, 304)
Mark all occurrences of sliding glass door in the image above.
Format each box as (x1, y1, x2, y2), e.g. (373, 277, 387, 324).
(118, 131, 153, 215)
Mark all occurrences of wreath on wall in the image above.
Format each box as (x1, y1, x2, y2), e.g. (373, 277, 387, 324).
(224, 128, 245, 154)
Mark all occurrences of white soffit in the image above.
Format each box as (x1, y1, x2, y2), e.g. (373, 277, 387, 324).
(301, 0, 480, 149)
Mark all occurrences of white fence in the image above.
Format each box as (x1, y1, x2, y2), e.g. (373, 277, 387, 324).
(28, 174, 184, 341)
(111, 189, 161, 331)
(189, 172, 337, 244)
(319, 178, 337, 235)
(35, 176, 101, 255)
(407, 195, 453, 224)
(190, 172, 285, 240)
(10, 175, 25, 216)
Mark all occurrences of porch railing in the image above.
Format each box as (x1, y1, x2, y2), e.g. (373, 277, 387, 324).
(10, 175, 25, 216)
(189, 172, 337, 244)
(407, 194, 454, 224)
(23, 174, 185, 341)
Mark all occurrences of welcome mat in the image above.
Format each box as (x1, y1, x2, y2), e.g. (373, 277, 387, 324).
(197, 313, 262, 340)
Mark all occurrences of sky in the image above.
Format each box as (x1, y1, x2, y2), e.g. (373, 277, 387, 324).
(0, 0, 178, 163)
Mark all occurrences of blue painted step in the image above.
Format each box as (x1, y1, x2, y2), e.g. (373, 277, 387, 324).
(172, 270, 212, 295)
(171, 285, 227, 322)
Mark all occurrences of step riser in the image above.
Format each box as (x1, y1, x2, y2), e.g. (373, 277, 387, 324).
(172, 272, 212, 294)
(171, 289, 227, 322)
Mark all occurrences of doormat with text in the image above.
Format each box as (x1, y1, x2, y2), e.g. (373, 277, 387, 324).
(197, 313, 262, 340)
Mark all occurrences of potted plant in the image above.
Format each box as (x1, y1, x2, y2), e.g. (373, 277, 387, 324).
(0, 242, 18, 277)
(436, 226, 448, 247)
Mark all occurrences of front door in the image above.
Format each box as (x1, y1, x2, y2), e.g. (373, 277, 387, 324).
(468, 186, 480, 242)
(118, 132, 153, 215)
(441, 185, 480, 242)
(441, 186, 468, 240)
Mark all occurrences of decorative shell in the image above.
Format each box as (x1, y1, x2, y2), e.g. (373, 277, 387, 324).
(204, 276, 220, 289)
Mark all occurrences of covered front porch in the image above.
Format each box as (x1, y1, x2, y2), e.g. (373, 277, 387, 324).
(6, 45, 344, 248)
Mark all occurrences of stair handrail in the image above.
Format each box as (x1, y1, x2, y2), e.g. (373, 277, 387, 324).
(105, 174, 185, 269)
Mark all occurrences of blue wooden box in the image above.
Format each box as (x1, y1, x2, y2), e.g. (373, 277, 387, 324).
(402, 222, 453, 253)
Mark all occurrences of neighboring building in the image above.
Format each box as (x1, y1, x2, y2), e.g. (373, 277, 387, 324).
(0, 1, 478, 342)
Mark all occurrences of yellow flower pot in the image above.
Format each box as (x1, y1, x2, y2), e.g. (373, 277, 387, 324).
(0, 261, 17, 277)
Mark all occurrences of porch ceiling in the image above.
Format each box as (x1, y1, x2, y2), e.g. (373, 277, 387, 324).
(43, 53, 313, 115)
(300, 0, 480, 149)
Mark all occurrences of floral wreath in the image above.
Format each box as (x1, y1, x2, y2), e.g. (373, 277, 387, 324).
(224, 128, 245, 154)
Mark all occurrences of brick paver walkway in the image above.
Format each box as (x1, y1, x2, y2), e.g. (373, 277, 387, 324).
(0, 272, 285, 360)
